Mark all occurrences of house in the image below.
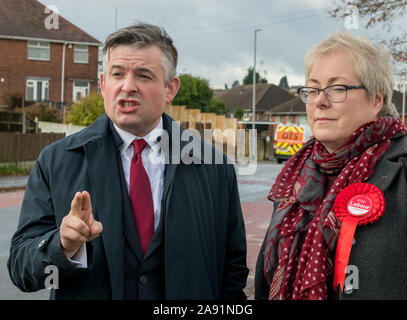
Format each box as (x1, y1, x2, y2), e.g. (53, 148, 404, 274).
(392, 89, 407, 123)
(269, 96, 307, 126)
(0, 0, 102, 108)
(213, 83, 295, 132)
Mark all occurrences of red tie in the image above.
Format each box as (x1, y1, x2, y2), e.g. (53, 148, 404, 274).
(129, 139, 154, 255)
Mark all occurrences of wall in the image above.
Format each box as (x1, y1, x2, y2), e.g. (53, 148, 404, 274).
(0, 39, 99, 106)
(37, 121, 85, 136)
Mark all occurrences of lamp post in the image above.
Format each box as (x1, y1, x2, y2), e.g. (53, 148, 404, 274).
(251, 29, 262, 160)
(115, 7, 118, 30)
(252, 29, 262, 130)
(61, 42, 69, 107)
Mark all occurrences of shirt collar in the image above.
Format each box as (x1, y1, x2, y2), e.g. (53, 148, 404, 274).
(113, 117, 163, 156)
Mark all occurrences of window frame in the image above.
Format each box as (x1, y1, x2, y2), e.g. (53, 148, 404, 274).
(27, 41, 51, 61)
(25, 78, 50, 102)
(74, 44, 89, 64)
(73, 80, 90, 102)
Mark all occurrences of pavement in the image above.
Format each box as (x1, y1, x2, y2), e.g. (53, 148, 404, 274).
(0, 175, 28, 192)
(0, 161, 282, 300)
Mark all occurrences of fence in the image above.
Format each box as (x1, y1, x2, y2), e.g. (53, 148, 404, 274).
(164, 104, 276, 160)
(0, 132, 65, 163)
(0, 111, 36, 133)
(164, 105, 238, 147)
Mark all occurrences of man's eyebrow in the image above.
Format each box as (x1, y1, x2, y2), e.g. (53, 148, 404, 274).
(135, 67, 154, 74)
(110, 64, 125, 70)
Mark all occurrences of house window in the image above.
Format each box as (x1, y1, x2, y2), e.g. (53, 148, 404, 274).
(74, 45, 89, 64)
(73, 80, 90, 102)
(27, 41, 50, 61)
(26, 79, 49, 101)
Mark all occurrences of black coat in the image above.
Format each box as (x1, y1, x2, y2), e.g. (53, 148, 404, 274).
(8, 113, 249, 300)
(255, 136, 407, 300)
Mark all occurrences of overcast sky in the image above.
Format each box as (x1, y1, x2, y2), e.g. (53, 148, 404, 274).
(40, 0, 407, 89)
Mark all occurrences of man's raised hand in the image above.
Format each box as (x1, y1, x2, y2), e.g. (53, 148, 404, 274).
(60, 191, 103, 259)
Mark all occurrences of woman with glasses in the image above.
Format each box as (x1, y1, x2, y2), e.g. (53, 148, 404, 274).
(255, 32, 407, 300)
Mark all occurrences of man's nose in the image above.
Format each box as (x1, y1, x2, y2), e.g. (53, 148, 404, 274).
(121, 75, 138, 94)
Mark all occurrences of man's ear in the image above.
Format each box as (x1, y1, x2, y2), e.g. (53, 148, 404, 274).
(100, 73, 105, 96)
(166, 77, 180, 103)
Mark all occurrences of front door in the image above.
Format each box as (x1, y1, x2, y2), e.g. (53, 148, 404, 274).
(73, 81, 89, 102)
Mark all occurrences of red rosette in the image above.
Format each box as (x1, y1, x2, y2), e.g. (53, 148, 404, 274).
(333, 183, 385, 292)
(334, 182, 385, 225)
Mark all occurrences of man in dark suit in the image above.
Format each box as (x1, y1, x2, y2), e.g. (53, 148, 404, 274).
(7, 23, 248, 299)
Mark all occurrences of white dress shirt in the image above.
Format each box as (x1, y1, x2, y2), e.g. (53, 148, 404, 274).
(113, 119, 165, 231)
(69, 118, 165, 267)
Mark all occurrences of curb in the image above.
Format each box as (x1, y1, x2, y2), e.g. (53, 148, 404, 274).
(0, 186, 26, 193)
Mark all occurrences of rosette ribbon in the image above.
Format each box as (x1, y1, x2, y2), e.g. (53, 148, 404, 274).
(333, 183, 385, 292)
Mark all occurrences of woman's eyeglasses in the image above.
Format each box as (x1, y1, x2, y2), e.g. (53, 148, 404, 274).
(297, 84, 366, 104)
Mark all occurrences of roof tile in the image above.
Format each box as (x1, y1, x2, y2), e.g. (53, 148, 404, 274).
(0, 0, 101, 45)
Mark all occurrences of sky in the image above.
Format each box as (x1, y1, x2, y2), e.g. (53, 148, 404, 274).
(40, 0, 407, 89)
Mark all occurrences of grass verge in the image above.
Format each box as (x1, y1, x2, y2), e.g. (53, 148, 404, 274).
(0, 164, 31, 177)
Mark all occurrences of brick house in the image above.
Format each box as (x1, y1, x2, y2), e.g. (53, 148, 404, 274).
(0, 0, 102, 108)
(213, 83, 295, 132)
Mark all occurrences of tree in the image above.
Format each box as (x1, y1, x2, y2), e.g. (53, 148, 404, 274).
(67, 93, 105, 125)
(242, 67, 261, 85)
(172, 74, 212, 110)
(172, 74, 226, 115)
(231, 80, 240, 88)
(329, 1, 407, 71)
(233, 107, 245, 120)
(205, 98, 226, 115)
(279, 76, 289, 89)
(25, 103, 62, 123)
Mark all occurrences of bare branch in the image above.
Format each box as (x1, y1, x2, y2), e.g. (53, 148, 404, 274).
(328, 0, 407, 65)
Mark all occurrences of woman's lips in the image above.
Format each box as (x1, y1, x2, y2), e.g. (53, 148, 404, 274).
(315, 117, 335, 123)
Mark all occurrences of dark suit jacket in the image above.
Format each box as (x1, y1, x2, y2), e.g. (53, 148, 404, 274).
(7, 113, 248, 300)
(255, 135, 407, 300)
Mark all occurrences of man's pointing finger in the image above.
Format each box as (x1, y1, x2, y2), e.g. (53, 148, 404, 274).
(70, 192, 83, 217)
(81, 191, 92, 211)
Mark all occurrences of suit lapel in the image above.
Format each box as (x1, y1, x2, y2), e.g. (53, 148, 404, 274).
(143, 114, 180, 259)
(160, 113, 202, 202)
(85, 134, 124, 299)
(156, 113, 205, 225)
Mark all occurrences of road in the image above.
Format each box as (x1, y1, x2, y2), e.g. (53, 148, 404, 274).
(0, 161, 283, 300)
(0, 196, 49, 299)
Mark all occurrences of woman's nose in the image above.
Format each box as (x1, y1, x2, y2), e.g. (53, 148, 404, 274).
(314, 89, 330, 109)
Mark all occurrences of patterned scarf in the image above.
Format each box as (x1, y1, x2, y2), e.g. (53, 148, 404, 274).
(263, 116, 407, 300)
